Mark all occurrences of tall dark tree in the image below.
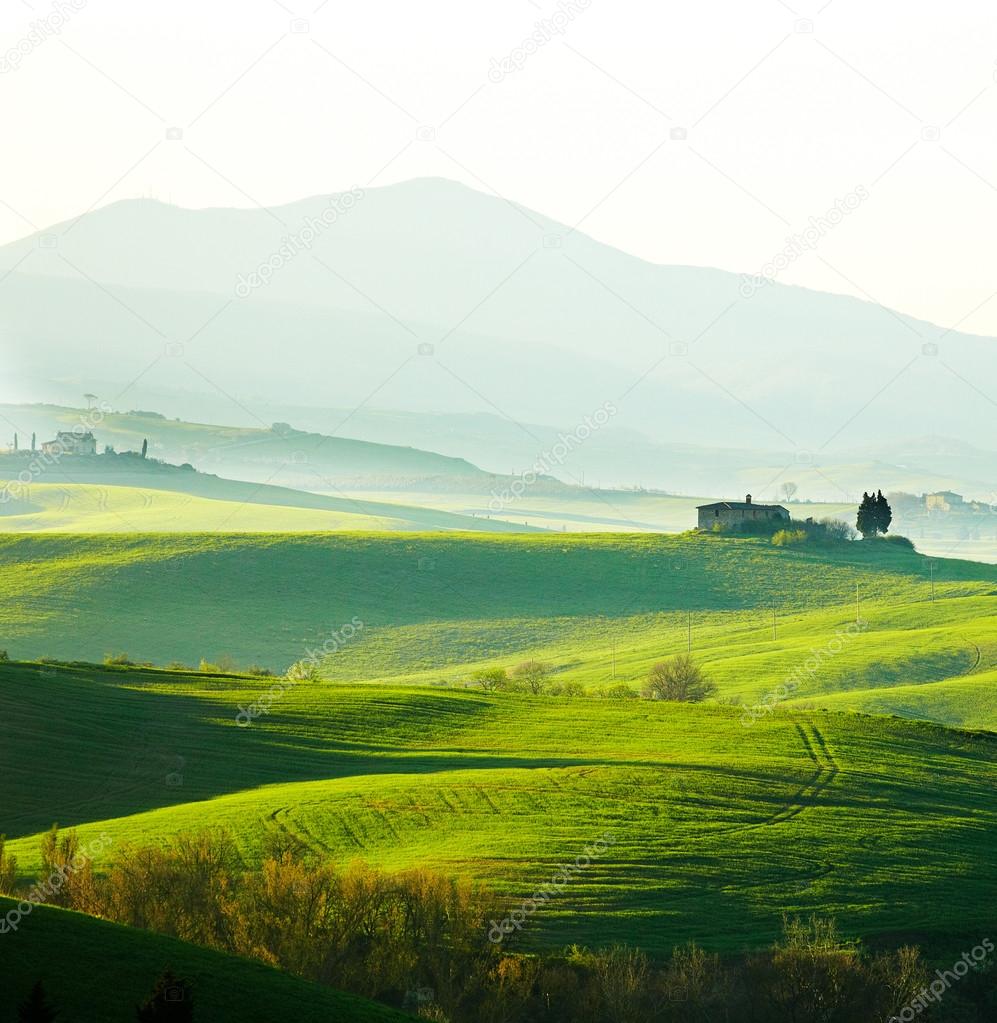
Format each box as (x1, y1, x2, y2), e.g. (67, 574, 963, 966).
(856, 492, 875, 538)
(135, 970, 193, 1023)
(875, 490, 892, 535)
(141, 438, 148, 459)
(857, 490, 892, 538)
(17, 980, 60, 1023)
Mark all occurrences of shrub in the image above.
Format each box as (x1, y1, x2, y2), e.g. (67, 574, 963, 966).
(605, 683, 639, 699)
(103, 652, 135, 667)
(510, 660, 554, 695)
(818, 517, 857, 541)
(643, 655, 717, 702)
(470, 667, 508, 691)
(772, 529, 808, 547)
(285, 659, 321, 682)
(0, 649, 8, 662)
(0, 833, 17, 894)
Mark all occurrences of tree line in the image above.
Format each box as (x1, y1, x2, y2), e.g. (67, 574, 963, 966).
(3, 826, 994, 1021)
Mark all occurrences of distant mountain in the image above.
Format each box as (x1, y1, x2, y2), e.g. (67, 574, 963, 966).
(1, 177, 992, 458)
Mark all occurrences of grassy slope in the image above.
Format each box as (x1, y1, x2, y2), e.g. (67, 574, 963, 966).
(2, 664, 995, 956)
(0, 403, 485, 478)
(342, 488, 856, 534)
(0, 533, 995, 727)
(0, 896, 410, 1023)
(0, 478, 537, 533)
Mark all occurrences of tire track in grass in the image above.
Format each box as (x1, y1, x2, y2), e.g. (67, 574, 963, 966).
(764, 722, 838, 826)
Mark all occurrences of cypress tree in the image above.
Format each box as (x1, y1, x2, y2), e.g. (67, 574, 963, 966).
(17, 981, 60, 1023)
(856, 492, 875, 538)
(875, 490, 892, 535)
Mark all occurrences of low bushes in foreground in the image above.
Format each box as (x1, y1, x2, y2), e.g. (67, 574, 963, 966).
(9, 826, 994, 1022)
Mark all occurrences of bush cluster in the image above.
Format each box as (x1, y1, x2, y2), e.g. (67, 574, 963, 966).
(8, 827, 993, 1022)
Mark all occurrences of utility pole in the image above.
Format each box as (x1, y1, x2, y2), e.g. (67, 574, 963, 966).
(929, 561, 935, 602)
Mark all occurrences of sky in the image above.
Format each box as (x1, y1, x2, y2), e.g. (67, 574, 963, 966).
(2, 0, 997, 336)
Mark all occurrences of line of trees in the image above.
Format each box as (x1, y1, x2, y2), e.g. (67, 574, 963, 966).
(470, 655, 717, 703)
(6, 827, 994, 1022)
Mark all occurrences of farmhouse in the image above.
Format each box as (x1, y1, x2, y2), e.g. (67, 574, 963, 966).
(40, 431, 97, 456)
(697, 494, 790, 530)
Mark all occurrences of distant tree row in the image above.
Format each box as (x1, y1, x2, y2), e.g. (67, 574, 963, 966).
(470, 655, 716, 702)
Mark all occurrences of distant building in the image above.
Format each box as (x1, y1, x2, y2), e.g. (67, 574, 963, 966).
(40, 431, 97, 456)
(697, 494, 790, 530)
(925, 491, 964, 513)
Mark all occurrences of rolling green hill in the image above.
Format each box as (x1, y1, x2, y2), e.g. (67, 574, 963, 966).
(0, 476, 538, 534)
(0, 532, 995, 728)
(0, 895, 410, 1022)
(2, 662, 995, 958)
(0, 403, 488, 488)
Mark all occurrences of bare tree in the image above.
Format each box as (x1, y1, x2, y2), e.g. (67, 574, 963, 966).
(470, 667, 508, 691)
(511, 660, 553, 695)
(642, 655, 716, 702)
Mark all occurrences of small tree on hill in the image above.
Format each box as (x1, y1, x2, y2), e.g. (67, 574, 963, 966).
(643, 655, 716, 702)
(136, 970, 193, 1023)
(17, 981, 60, 1023)
(286, 659, 321, 682)
(470, 667, 508, 691)
(511, 660, 553, 695)
(141, 438, 148, 459)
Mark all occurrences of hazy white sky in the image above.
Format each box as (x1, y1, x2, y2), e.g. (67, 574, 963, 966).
(3, 0, 997, 333)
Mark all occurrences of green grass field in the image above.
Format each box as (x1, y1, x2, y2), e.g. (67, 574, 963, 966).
(2, 662, 995, 958)
(0, 531, 995, 728)
(0, 478, 535, 533)
(3, 529, 997, 1000)
(0, 896, 409, 1022)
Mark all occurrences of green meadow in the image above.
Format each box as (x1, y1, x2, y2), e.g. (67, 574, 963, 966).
(1, 530, 997, 971)
(0, 531, 994, 729)
(2, 663, 996, 960)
